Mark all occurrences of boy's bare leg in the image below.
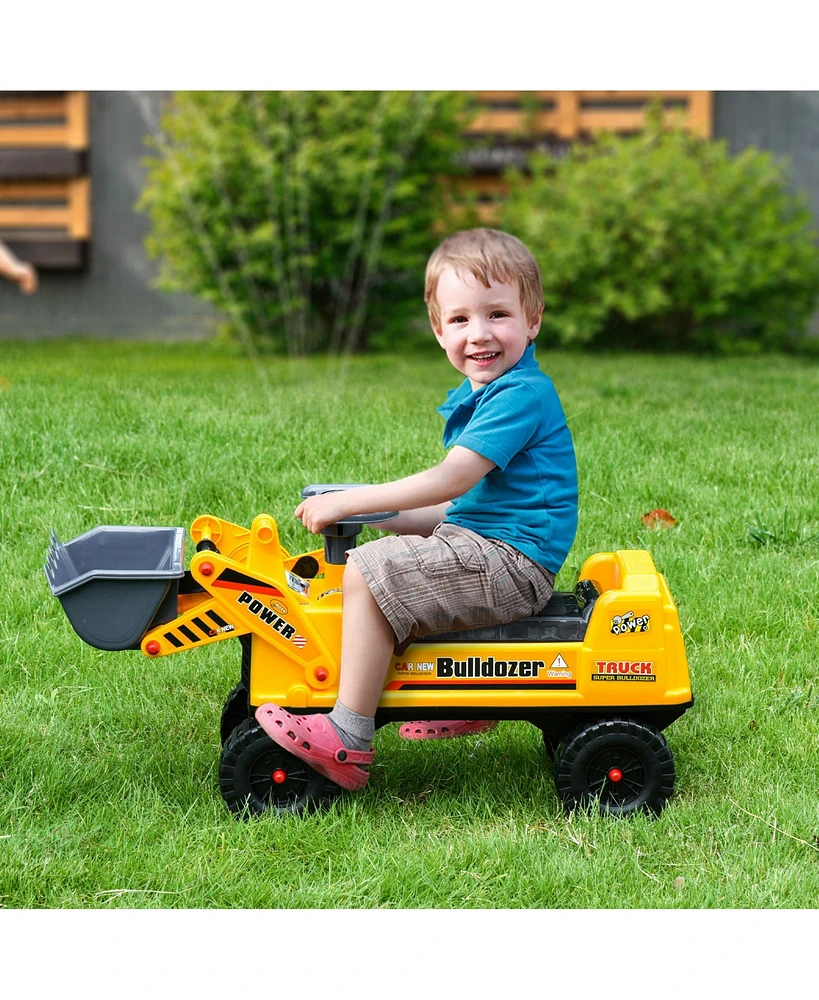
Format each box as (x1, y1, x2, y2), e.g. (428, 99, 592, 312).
(337, 560, 394, 715)
(337, 561, 495, 743)
(325, 560, 394, 750)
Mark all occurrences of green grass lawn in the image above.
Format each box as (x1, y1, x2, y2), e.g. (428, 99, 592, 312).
(2, 339, 819, 909)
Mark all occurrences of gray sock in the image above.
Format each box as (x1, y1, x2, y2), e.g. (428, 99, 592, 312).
(327, 700, 375, 752)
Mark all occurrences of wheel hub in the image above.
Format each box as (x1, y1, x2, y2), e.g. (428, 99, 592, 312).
(248, 748, 310, 807)
(585, 748, 645, 805)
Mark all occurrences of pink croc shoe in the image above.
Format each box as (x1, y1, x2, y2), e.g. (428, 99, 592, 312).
(255, 704, 373, 792)
(399, 720, 498, 740)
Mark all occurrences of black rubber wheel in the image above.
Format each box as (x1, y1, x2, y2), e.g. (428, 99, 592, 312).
(220, 682, 250, 746)
(554, 718, 676, 817)
(219, 718, 340, 818)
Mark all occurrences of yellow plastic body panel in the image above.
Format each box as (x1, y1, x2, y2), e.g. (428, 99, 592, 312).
(141, 517, 692, 716)
(378, 549, 691, 711)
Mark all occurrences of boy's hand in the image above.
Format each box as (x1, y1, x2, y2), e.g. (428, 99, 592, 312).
(295, 492, 350, 534)
(16, 263, 37, 295)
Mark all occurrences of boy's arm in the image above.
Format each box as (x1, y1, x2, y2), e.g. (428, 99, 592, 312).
(295, 446, 494, 535)
(369, 502, 451, 537)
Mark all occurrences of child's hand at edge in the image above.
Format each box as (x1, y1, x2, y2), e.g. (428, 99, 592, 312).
(16, 263, 37, 295)
(295, 493, 350, 534)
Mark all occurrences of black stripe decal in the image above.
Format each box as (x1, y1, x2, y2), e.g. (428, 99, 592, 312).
(192, 616, 213, 637)
(164, 632, 184, 648)
(178, 625, 201, 643)
(217, 568, 271, 589)
(205, 609, 229, 628)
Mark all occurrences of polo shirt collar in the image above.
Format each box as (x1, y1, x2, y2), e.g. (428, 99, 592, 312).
(438, 343, 539, 417)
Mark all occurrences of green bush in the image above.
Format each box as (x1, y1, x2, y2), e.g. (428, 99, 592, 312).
(500, 109, 819, 352)
(139, 91, 472, 353)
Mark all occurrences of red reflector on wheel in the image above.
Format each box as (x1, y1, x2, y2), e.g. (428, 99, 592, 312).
(608, 768, 623, 783)
(272, 769, 287, 784)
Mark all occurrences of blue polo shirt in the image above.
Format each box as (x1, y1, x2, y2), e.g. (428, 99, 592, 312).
(438, 344, 578, 574)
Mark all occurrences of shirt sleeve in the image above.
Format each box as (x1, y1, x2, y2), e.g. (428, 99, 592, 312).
(450, 381, 546, 471)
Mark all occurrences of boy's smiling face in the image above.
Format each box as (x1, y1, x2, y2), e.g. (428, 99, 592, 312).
(432, 267, 542, 391)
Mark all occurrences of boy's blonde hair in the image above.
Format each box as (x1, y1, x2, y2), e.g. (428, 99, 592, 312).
(424, 228, 544, 328)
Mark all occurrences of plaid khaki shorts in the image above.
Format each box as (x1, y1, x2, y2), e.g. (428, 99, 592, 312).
(347, 522, 556, 646)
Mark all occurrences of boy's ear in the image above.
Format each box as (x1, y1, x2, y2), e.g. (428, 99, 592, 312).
(432, 322, 446, 349)
(527, 308, 543, 345)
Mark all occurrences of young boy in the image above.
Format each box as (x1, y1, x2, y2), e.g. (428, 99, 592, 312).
(256, 228, 578, 791)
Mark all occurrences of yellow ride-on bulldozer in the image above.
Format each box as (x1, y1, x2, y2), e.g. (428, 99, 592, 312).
(46, 485, 693, 818)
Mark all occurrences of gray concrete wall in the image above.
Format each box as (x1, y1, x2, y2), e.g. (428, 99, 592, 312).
(0, 91, 217, 340)
(713, 91, 819, 336)
(714, 91, 819, 220)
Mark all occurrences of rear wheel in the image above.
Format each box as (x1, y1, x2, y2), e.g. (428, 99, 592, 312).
(554, 718, 675, 817)
(219, 718, 340, 818)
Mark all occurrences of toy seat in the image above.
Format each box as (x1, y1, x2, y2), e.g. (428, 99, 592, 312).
(415, 583, 597, 646)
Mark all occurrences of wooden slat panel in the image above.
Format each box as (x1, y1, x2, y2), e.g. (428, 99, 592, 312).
(67, 176, 90, 238)
(454, 89, 714, 225)
(0, 91, 91, 265)
(686, 91, 713, 136)
(0, 97, 68, 121)
(468, 91, 713, 140)
(0, 180, 69, 200)
(0, 91, 88, 149)
(476, 91, 558, 102)
(0, 177, 90, 237)
(0, 125, 71, 148)
(579, 109, 648, 132)
(0, 176, 90, 237)
(578, 91, 693, 100)
(476, 91, 528, 100)
(479, 90, 696, 104)
(64, 91, 89, 149)
(554, 92, 581, 140)
(0, 204, 71, 228)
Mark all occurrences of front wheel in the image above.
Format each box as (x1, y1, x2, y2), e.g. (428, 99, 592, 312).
(219, 718, 340, 818)
(554, 718, 675, 817)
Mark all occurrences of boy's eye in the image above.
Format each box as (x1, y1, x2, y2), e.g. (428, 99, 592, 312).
(490, 311, 509, 319)
(449, 315, 467, 324)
